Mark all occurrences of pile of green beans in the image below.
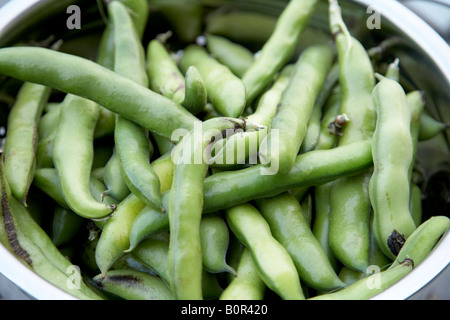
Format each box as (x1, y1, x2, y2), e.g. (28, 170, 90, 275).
(0, 0, 449, 301)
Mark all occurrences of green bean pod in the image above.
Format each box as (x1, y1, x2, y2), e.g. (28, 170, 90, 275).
(146, 39, 185, 105)
(219, 248, 266, 300)
(407, 90, 425, 184)
(0, 47, 199, 140)
(95, 193, 147, 277)
(110, 0, 163, 211)
(35, 127, 56, 169)
(409, 183, 423, 227)
(312, 182, 340, 272)
(309, 259, 414, 300)
(418, 113, 449, 141)
(51, 205, 84, 247)
(102, 147, 130, 201)
(256, 193, 345, 291)
(260, 44, 334, 174)
(94, 269, 174, 300)
(53, 94, 116, 219)
(200, 213, 236, 275)
(225, 203, 305, 300)
(242, 0, 318, 104)
(179, 45, 246, 118)
(38, 103, 60, 140)
(327, 0, 377, 272)
(0, 159, 103, 300)
(369, 77, 417, 260)
(168, 118, 246, 300)
(205, 34, 255, 78)
(3, 82, 51, 205)
(182, 65, 207, 116)
(390, 216, 450, 269)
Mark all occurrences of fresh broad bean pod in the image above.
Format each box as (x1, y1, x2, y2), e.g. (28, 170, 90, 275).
(0, 157, 103, 300)
(50, 205, 84, 248)
(225, 203, 305, 300)
(390, 216, 450, 269)
(260, 44, 334, 174)
(146, 39, 186, 105)
(3, 82, 51, 205)
(327, 0, 377, 273)
(0, 47, 199, 140)
(95, 193, 147, 277)
(205, 34, 255, 78)
(309, 259, 414, 300)
(369, 76, 417, 260)
(407, 90, 425, 185)
(53, 94, 116, 220)
(242, 0, 318, 105)
(102, 147, 130, 202)
(409, 183, 423, 227)
(94, 269, 174, 300)
(109, 0, 164, 212)
(418, 112, 449, 141)
(168, 117, 248, 300)
(256, 193, 345, 291)
(179, 45, 246, 118)
(200, 213, 236, 275)
(219, 248, 266, 300)
(182, 65, 207, 116)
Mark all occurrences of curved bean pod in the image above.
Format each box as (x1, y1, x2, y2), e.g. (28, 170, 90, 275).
(369, 77, 417, 259)
(309, 259, 414, 300)
(256, 193, 345, 291)
(242, 0, 318, 104)
(0, 47, 199, 140)
(390, 216, 450, 269)
(219, 248, 266, 300)
(179, 45, 246, 118)
(225, 203, 305, 300)
(94, 269, 174, 300)
(53, 94, 116, 219)
(3, 82, 51, 205)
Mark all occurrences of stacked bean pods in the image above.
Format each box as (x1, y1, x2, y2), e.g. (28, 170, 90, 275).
(0, 0, 449, 300)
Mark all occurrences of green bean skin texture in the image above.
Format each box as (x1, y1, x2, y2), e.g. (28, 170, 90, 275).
(179, 45, 246, 118)
(35, 128, 56, 169)
(200, 214, 236, 275)
(242, 0, 318, 104)
(53, 94, 116, 219)
(182, 66, 207, 116)
(406, 90, 425, 184)
(390, 216, 450, 269)
(205, 34, 255, 78)
(220, 248, 266, 300)
(38, 103, 60, 140)
(146, 39, 185, 105)
(119, 0, 149, 41)
(168, 118, 246, 300)
(369, 77, 417, 260)
(0, 47, 199, 140)
(3, 82, 51, 205)
(261, 44, 334, 174)
(256, 193, 345, 291)
(309, 259, 413, 300)
(225, 203, 305, 300)
(94, 269, 174, 300)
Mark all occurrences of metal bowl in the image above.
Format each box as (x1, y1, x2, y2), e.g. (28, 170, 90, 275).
(0, 0, 448, 300)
